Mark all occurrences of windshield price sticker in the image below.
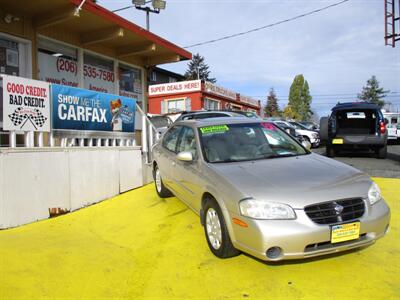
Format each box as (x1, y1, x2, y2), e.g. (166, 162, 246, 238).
(200, 125, 229, 135)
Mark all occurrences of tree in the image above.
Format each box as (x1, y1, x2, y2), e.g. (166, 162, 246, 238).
(283, 105, 301, 120)
(358, 75, 389, 108)
(288, 74, 312, 121)
(264, 88, 281, 117)
(184, 53, 216, 83)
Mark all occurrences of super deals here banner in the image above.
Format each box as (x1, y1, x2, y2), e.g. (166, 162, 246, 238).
(51, 84, 136, 132)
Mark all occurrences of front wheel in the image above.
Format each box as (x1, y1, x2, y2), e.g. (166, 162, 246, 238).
(203, 198, 240, 259)
(154, 165, 172, 198)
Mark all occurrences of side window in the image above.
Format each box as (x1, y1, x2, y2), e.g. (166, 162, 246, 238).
(162, 126, 182, 153)
(177, 127, 197, 159)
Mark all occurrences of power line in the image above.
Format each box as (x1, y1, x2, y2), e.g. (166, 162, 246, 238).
(183, 0, 351, 48)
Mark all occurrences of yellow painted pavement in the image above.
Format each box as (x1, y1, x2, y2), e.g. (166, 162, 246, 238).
(0, 178, 399, 300)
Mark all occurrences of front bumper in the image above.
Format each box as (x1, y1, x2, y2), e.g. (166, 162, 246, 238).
(229, 199, 390, 261)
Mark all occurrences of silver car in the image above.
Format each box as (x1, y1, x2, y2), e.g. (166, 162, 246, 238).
(152, 118, 390, 261)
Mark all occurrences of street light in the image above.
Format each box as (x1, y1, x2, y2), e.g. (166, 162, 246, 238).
(133, 0, 166, 31)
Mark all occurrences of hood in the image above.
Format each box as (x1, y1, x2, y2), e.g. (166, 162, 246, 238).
(209, 153, 372, 208)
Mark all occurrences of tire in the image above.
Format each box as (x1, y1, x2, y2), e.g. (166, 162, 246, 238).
(153, 165, 173, 198)
(326, 145, 336, 158)
(376, 145, 387, 159)
(203, 197, 240, 259)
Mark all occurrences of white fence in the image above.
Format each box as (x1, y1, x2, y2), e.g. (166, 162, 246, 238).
(0, 147, 143, 229)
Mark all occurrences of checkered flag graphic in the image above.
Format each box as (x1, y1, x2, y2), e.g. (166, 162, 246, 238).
(30, 109, 47, 128)
(8, 107, 28, 127)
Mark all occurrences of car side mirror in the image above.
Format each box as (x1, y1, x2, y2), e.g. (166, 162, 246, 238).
(302, 140, 312, 150)
(177, 151, 193, 162)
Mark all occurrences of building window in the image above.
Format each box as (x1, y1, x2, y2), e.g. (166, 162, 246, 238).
(83, 53, 115, 93)
(119, 64, 143, 105)
(169, 76, 177, 83)
(38, 38, 79, 87)
(161, 98, 186, 113)
(150, 71, 157, 82)
(204, 98, 220, 110)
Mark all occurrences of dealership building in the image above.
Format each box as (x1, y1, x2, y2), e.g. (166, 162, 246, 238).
(148, 80, 261, 115)
(0, 0, 191, 228)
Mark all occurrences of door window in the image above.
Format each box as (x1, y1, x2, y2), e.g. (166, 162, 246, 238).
(162, 126, 182, 153)
(177, 127, 197, 159)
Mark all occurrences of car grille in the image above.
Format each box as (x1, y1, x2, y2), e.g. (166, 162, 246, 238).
(304, 198, 365, 225)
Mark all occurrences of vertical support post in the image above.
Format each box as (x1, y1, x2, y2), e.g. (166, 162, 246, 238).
(79, 138, 84, 147)
(88, 138, 93, 147)
(142, 114, 148, 153)
(37, 132, 44, 147)
(104, 139, 109, 147)
(96, 138, 102, 147)
(49, 132, 55, 147)
(9, 131, 16, 148)
(149, 123, 154, 149)
(24, 132, 34, 147)
(146, 9, 150, 30)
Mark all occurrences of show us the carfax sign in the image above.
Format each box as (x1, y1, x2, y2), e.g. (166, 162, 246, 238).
(51, 85, 136, 132)
(2, 75, 50, 132)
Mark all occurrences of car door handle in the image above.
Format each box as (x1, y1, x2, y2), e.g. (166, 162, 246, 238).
(172, 161, 176, 166)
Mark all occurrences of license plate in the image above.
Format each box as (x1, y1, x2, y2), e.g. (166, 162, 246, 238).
(332, 138, 343, 144)
(331, 222, 360, 243)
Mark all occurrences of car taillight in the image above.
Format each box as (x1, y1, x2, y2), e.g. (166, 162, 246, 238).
(380, 122, 386, 134)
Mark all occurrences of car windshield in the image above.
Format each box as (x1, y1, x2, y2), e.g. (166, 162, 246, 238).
(199, 122, 308, 163)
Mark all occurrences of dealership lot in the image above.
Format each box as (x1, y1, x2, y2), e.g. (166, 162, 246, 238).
(313, 144, 400, 178)
(0, 177, 398, 300)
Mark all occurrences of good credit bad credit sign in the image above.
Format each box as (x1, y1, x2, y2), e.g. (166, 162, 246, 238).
(52, 84, 136, 132)
(2, 75, 50, 132)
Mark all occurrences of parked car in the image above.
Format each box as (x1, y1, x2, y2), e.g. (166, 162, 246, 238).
(152, 118, 390, 261)
(174, 110, 245, 122)
(383, 112, 400, 141)
(274, 120, 320, 148)
(271, 121, 310, 148)
(148, 114, 173, 135)
(320, 102, 388, 158)
(299, 121, 319, 132)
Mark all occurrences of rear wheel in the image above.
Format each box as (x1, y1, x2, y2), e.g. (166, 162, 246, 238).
(203, 198, 240, 259)
(376, 145, 387, 159)
(326, 145, 336, 158)
(154, 165, 172, 198)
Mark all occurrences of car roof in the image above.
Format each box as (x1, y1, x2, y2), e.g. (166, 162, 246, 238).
(174, 117, 265, 127)
(332, 102, 381, 111)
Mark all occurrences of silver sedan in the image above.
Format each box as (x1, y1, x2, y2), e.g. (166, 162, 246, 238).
(152, 118, 390, 261)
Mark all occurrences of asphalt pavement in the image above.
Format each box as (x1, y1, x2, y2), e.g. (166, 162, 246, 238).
(313, 144, 400, 178)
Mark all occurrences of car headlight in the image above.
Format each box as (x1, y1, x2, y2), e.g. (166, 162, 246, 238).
(239, 199, 296, 220)
(368, 182, 382, 205)
(312, 133, 319, 138)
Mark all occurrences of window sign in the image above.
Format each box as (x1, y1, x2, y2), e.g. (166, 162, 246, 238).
(38, 38, 79, 87)
(0, 38, 19, 76)
(83, 53, 115, 94)
(119, 64, 143, 104)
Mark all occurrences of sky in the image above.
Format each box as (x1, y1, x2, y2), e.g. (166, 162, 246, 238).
(98, 0, 400, 117)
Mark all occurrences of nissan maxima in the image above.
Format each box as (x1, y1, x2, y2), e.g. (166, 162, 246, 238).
(152, 118, 390, 261)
